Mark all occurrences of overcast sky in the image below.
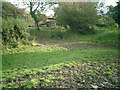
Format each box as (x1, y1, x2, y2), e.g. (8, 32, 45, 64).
(5, 0, 118, 16)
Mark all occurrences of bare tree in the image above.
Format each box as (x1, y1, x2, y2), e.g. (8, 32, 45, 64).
(29, 1, 41, 30)
(22, 0, 54, 30)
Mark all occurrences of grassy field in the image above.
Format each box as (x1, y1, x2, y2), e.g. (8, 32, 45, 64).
(2, 26, 119, 88)
(2, 46, 118, 70)
(2, 26, 119, 70)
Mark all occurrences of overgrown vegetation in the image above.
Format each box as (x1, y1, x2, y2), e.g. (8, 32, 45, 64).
(1, 0, 119, 89)
(2, 46, 118, 71)
(55, 2, 98, 34)
(2, 18, 31, 47)
(107, 0, 120, 27)
(96, 16, 116, 27)
(1, 61, 119, 88)
(2, 2, 33, 47)
(95, 28, 119, 46)
(29, 26, 119, 47)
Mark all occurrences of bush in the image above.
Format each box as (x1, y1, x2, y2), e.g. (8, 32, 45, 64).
(2, 17, 31, 47)
(96, 16, 116, 27)
(96, 30, 119, 46)
(55, 2, 98, 34)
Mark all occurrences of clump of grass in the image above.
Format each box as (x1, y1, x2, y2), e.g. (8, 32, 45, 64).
(95, 30, 119, 46)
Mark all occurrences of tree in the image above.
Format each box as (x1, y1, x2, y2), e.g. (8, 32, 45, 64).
(55, 2, 98, 34)
(2, 2, 32, 46)
(97, 16, 116, 27)
(29, 2, 41, 30)
(23, 0, 54, 30)
(2, 2, 25, 19)
(36, 11, 47, 23)
(107, 0, 120, 27)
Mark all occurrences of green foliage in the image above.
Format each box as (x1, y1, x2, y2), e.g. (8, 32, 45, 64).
(2, 2, 25, 18)
(29, 78, 39, 87)
(40, 75, 64, 86)
(1, 2, 42, 47)
(2, 46, 118, 70)
(2, 45, 68, 55)
(29, 2, 48, 30)
(2, 17, 31, 47)
(3, 26, 119, 71)
(107, 1, 120, 27)
(55, 2, 98, 34)
(29, 26, 119, 47)
(97, 16, 116, 27)
(36, 11, 47, 22)
(1, 61, 119, 88)
(95, 29, 119, 46)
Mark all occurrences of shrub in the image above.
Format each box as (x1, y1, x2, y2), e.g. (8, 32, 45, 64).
(55, 2, 98, 34)
(96, 16, 116, 27)
(96, 30, 119, 46)
(2, 17, 31, 47)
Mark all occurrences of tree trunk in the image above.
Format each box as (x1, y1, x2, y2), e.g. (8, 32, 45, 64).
(29, 2, 40, 30)
(35, 22, 40, 30)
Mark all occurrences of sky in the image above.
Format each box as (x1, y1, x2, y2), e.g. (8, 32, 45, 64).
(104, 0, 118, 6)
(5, 0, 119, 16)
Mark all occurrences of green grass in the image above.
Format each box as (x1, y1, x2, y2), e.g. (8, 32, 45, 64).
(95, 30, 119, 46)
(2, 46, 118, 70)
(2, 61, 119, 88)
(2, 26, 119, 71)
(29, 26, 119, 47)
(2, 26, 119, 88)
(2, 45, 68, 55)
